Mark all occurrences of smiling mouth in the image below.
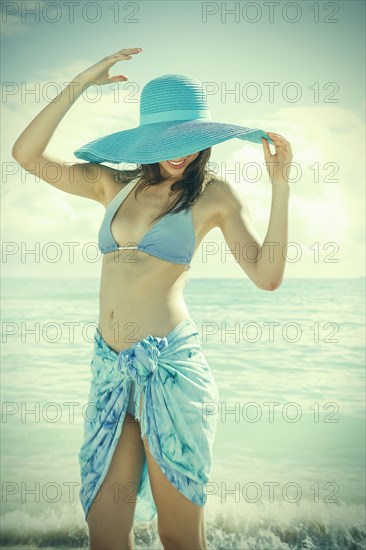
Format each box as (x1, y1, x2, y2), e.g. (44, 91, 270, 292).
(167, 158, 187, 169)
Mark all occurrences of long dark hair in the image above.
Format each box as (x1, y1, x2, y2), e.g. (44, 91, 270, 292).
(115, 148, 216, 224)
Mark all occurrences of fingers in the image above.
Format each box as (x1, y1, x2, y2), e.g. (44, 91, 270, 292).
(266, 131, 292, 154)
(102, 48, 142, 70)
(103, 49, 142, 69)
(264, 133, 293, 168)
(266, 131, 289, 146)
(109, 75, 128, 82)
(267, 131, 285, 143)
(261, 136, 272, 158)
(116, 48, 142, 53)
(111, 47, 142, 58)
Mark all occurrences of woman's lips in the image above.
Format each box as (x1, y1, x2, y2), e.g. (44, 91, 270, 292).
(167, 159, 187, 169)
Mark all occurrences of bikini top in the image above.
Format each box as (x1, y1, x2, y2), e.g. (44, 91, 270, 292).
(98, 176, 196, 265)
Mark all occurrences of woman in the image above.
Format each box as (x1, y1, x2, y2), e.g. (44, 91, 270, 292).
(12, 48, 292, 550)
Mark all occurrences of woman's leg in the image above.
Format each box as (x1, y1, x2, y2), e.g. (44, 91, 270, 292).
(86, 412, 145, 550)
(139, 413, 207, 550)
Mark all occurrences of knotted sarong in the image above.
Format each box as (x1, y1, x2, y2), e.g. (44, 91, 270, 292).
(78, 317, 219, 523)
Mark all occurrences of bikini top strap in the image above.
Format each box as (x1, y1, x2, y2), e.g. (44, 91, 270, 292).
(106, 176, 140, 214)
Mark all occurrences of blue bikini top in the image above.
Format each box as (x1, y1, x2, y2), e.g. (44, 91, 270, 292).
(98, 176, 196, 265)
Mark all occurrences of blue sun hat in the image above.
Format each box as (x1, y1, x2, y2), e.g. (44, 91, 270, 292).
(74, 73, 274, 164)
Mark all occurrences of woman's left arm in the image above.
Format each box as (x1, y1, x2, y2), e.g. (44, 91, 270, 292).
(216, 132, 293, 291)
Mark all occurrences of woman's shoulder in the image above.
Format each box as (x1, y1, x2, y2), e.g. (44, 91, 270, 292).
(200, 174, 232, 203)
(198, 175, 244, 228)
(192, 175, 229, 229)
(113, 168, 141, 184)
(97, 166, 140, 206)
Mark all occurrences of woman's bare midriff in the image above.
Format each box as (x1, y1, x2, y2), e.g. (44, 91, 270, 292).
(96, 174, 220, 353)
(97, 249, 192, 354)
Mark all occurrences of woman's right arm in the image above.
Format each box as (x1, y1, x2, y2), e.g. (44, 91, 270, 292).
(12, 47, 142, 204)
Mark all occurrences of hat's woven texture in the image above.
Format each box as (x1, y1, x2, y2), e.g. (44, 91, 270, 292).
(140, 74, 211, 122)
(74, 73, 273, 164)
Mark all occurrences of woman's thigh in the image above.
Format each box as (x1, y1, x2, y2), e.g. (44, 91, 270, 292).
(141, 431, 207, 549)
(87, 412, 145, 546)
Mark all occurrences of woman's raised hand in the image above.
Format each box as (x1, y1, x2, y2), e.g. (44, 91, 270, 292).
(73, 48, 143, 87)
(262, 132, 293, 185)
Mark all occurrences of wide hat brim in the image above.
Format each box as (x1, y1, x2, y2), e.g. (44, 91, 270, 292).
(74, 119, 274, 165)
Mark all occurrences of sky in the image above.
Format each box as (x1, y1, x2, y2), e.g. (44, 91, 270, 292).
(1, 0, 365, 279)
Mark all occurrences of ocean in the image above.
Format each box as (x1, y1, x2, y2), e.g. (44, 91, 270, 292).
(1, 277, 365, 549)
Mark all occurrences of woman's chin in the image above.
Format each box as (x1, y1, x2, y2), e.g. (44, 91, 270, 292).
(167, 168, 184, 176)
(160, 166, 186, 178)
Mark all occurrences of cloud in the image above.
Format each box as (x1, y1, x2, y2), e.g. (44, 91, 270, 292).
(2, 60, 143, 277)
(3, 58, 365, 279)
(0, 14, 28, 35)
(1, 1, 47, 35)
(219, 105, 365, 277)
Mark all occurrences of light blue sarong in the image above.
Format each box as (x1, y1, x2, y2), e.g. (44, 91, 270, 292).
(78, 317, 219, 523)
